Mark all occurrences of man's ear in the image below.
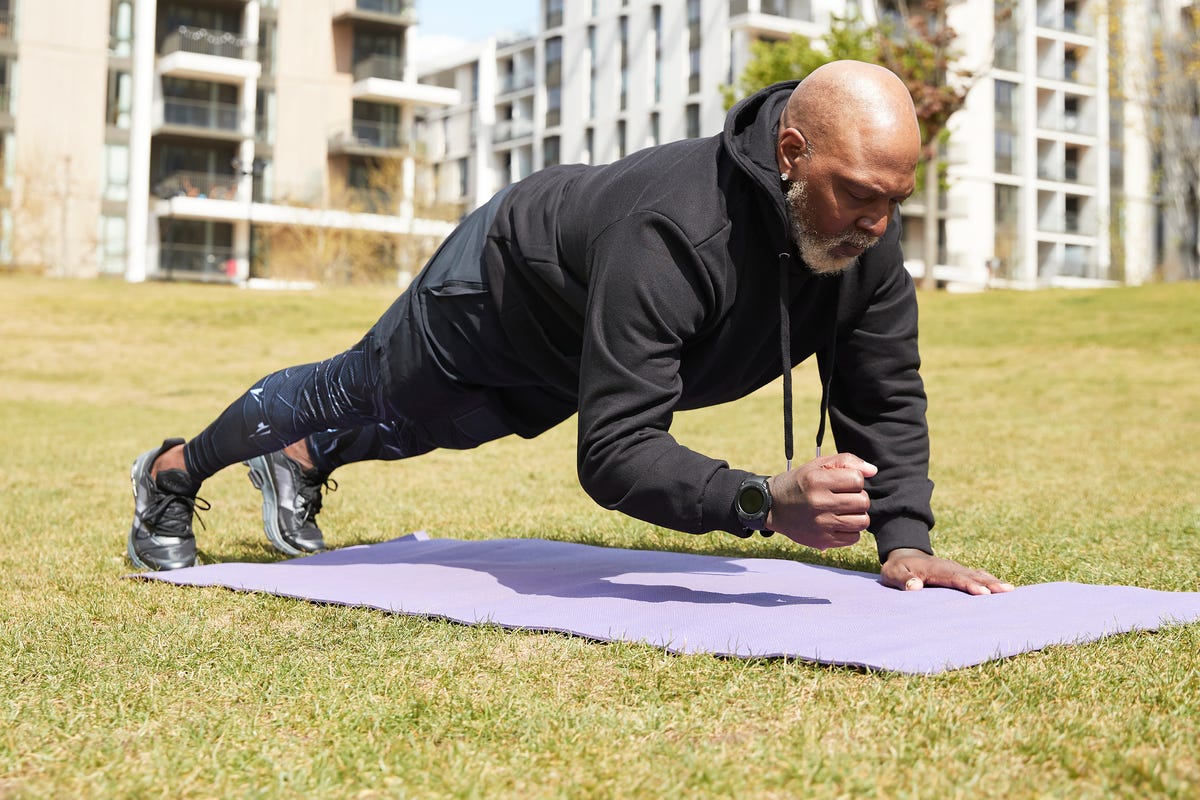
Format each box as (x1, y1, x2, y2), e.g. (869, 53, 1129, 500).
(777, 127, 809, 181)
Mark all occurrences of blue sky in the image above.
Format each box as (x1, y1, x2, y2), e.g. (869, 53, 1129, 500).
(415, 1, 539, 59)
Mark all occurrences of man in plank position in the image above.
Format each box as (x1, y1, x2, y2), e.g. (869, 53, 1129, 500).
(129, 61, 1013, 596)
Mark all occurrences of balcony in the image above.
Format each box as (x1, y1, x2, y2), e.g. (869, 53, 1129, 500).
(0, 11, 13, 40)
(158, 26, 261, 82)
(1037, 109, 1096, 136)
(0, 85, 11, 128)
(333, 0, 416, 30)
(350, 59, 459, 106)
(328, 119, 414, 157)
(729, 0, 817, 38)
(156, 97, 243, 139)
(493, 118, 535, 143)
(158, 242, 236, 279)
(154, 170, 241, 201)
(498, 72, 536, 96)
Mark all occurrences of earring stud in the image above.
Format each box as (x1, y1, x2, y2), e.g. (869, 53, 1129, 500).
(780, 172, 789, 181)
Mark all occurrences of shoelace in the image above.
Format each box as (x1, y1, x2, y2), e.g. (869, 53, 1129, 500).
(295, 474, 337, 524)
(140, 489, 210, 537)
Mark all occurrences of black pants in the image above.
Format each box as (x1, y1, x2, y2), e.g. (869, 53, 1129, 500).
(182, 186, 572, 482)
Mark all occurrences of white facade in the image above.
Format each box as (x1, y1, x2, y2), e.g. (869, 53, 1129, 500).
(420, 0, 1187, 289)
(0, 0, 460, 282)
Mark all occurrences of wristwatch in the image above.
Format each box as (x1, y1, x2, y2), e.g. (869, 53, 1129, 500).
(735, 475, 773, 534)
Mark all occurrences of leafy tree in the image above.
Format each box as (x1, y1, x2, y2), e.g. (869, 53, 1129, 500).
(725, 6, 973, 289)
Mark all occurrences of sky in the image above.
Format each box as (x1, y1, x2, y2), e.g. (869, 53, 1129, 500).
(413, 0, 540, 67)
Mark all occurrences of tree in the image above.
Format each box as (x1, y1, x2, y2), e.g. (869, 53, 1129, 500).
(1149, 3, 1200, 280)
(725, 6, 974, 290)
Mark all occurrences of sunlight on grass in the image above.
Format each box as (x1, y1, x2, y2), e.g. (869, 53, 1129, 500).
(0, 276, 1197, 798)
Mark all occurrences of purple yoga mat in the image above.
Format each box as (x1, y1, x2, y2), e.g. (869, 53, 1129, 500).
(136, 534, 1200, 674)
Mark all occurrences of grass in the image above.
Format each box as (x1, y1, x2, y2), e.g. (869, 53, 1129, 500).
(0, 274, 1198, 798)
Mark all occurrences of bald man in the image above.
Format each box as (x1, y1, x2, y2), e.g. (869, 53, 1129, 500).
(129, 61, 1013, 596)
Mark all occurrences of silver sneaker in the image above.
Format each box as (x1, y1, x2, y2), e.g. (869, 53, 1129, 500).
(245, 451, 333, 556)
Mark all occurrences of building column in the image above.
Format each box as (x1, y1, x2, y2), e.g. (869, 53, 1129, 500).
(124, 0, 156, 282)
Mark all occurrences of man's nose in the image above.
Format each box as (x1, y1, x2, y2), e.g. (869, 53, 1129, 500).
(857, 205, 891, 239)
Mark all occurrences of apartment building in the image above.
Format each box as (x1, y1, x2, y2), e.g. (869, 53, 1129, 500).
(0, 0, 459, 282)
(421, 0, 1184, 289)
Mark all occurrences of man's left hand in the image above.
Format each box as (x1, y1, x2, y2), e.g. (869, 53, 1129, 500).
(881, 548, 1015, 595)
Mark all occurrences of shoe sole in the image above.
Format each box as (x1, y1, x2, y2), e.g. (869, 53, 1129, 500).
(128, 451, 197, 570)
(245, 456, 305, 557)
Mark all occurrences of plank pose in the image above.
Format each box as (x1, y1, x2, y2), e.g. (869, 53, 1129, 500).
(129, 61, 1013, 595)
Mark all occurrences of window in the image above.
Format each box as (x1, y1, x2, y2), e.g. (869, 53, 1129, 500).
(687, 0, 701, 94)
(993, 183, 1019, 280)
(584, 127, 595, 164)
(106, 69, 132, 129)
(653, 5, 663, 103)
(617, 120, 626, 159)
(619, 16, 628, 111)
(546, 85, 562, 127)
(649, 112, 660, 146)
(458, 157, 469, 198)
(103, 144, 130, 202)
(588, 26, 597, 117)
(109, 0, 134, 57)
(686, 103, 700, 139)
(993, 80, 1019, 174)
(98, 215, 127, 276)
(543, 135, 560, 167)
(546, 0, 564, 29)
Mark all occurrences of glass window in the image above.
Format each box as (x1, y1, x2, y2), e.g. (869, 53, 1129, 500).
(103, 144, 130, 202)
(543, 135, 560, 167)
(546, 0, 564, 29)
(109, 0, 134, 57)
(993, 183, 1019, 280)
(98, 215, 127, 276)
(617, 120, 626, 159)
(106, 69, 132, 129)
(686, 103, 700, 139)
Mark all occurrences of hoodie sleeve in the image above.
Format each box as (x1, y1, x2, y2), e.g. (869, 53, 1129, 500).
(575, 212, 752, 535)
(827, 259, 936, 562)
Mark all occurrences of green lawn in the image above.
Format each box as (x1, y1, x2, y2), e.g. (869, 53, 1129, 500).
(1, 275, 1198, 798)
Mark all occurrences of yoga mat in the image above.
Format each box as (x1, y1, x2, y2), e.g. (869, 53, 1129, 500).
(135, 534, 1200, 674)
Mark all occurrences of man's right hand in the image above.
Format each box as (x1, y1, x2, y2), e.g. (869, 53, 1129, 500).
(765, 453, 877, 551)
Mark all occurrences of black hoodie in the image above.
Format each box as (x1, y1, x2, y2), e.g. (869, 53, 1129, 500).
(482, 81, 934, 560)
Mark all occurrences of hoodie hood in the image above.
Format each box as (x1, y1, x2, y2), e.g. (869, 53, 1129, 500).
(723, 80, 801, 249)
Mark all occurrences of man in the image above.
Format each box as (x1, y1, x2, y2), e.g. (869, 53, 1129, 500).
(129, 61, 1012, 595)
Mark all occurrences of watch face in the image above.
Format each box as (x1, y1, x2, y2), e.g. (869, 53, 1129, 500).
(737, 485, 766, 515)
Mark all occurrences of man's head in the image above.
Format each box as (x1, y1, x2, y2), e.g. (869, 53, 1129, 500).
(776, 61, 920, 275)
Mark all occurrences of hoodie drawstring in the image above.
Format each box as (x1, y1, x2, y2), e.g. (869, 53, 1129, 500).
(778, 253, 794, 472)
(779, 252, 837, 471)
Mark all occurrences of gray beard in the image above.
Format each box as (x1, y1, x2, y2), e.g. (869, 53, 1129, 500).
(786, 180, 880, 275)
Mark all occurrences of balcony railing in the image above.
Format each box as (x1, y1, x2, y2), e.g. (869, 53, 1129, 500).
(341, 187, 398, 214)
(499, 72, 536, 94)
(357, 0, 414, 14)
(353, 54, 406, 82)
(159, 242, 236, 276)
(0, 87, 10, 116)
(1043, 112, 1095, 136)
(154, 170, 241, 200)
(162, 98, 240, 132)
(0, 12, 14, 39)
(494, 118, 535, 142)
(1039, 212, 1095, 236)
(1036, 9, 1093, 34)
(161, 26, 257, 61)
(329, 119, 409, 153)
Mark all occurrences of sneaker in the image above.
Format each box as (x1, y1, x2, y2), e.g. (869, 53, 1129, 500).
(244, 451, 333, 556)
(128, 438, 208, 571)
